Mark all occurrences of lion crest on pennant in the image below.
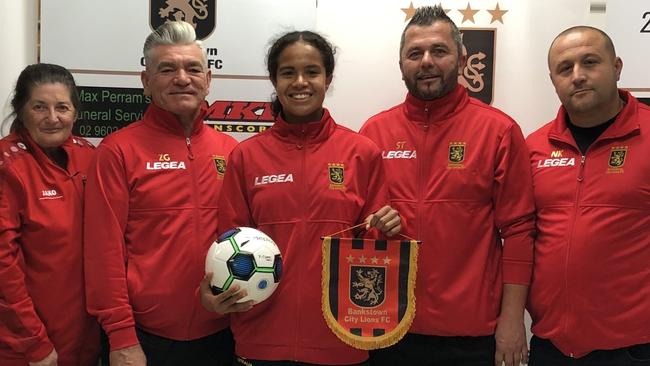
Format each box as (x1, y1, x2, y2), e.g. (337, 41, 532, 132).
(351, 267, 385, 307)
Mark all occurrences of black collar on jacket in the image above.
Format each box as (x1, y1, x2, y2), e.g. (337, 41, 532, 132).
(548, 90, 641, 145)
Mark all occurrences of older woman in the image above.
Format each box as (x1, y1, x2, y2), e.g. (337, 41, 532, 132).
(0, 64, 99, 366)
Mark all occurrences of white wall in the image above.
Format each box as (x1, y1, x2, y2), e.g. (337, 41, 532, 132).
(317, 0, 607, 136)
(0, 0, 38, 135)
(0, 0, 610, 138)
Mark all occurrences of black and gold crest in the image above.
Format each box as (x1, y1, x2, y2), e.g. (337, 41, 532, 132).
(448, 142, 466, 165)
(213, 155, 226, 178)
(458, 29, 495, 105)
(329, 163, 345, 188)
(608, 147, 627, 168)
(350, 266, 385, 307)
(150, 0, 216, 40)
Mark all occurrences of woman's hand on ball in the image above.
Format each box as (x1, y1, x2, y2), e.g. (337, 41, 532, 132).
(200, 272, 255, 314)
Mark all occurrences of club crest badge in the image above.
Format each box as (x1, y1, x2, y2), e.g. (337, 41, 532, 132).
(448, 142, 466, 169)
(150, 0, 216, 40)
(458, 29, 496, 105)
(213, 155, 226, 178)
(350, 266, 386, 307)
(607, 146, 627, 173)
(328, 163, 345, 189)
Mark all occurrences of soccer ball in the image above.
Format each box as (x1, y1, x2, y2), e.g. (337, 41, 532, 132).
(206, 227, 282, 304)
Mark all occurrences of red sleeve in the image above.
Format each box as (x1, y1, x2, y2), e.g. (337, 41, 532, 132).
(360, 147, 390, 221)
(358, 145, 391, 239)
(217, 148, 255, 235)
(493, 123, 536, 285)
(0, 165, 54, 361)
(83, 143, 138, 351)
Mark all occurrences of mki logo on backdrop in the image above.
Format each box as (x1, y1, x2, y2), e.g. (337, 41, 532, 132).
(150, 0, 216, 40)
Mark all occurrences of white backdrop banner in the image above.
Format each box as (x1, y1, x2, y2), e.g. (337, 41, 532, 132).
(41, 0, 316, 142)
(40, 0, 592, 141)
(316, 0, 590, 136)
(606, 0, 650, 93)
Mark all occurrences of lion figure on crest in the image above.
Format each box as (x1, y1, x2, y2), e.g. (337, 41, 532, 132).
(159, 0, 208, 27)
(352, 268, 384, 306)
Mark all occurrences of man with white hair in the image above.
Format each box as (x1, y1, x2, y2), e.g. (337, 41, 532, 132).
(84, 21, 238, 365)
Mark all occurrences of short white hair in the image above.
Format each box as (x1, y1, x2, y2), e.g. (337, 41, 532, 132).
(143, 21, 206, 68)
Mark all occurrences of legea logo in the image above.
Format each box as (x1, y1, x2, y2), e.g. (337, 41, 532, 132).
(146, 153, 187, 170)
(254, 174, 294, 186)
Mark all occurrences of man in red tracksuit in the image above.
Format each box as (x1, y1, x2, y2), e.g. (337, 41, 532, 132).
(84, 21, 237, 366)
(525, 26, 650, 365)
(360, 5, 535, 366)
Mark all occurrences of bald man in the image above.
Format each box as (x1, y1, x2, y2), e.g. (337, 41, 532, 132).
(525, 26, 650, 365)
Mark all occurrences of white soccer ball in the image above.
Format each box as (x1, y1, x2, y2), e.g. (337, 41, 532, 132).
(206, 227, 283, 304)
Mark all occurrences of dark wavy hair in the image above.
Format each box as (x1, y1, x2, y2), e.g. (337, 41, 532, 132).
(266, 31, 336, 116)
(6, 63, 80, 133)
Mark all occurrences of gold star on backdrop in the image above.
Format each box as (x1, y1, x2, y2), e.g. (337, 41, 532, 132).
(458, 3, 480, 24)
(487, 3, 508, 24)
(402, 1, 417, 21)
(402, 2, 452, 22)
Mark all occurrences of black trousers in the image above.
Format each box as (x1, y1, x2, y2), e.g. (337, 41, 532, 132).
(369, 333, 496, 366)
(101, 327, 234, 366)
(234, 356, 369, 366)
(529, 336, 650, 366)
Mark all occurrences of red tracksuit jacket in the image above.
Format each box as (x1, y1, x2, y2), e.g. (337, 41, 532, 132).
(0, 131, 99, 365)
(84, 103, 237, 350)
(218, 109, 389, 364)
(360, 85, 535, 336)
(526, 90, 650, 357)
